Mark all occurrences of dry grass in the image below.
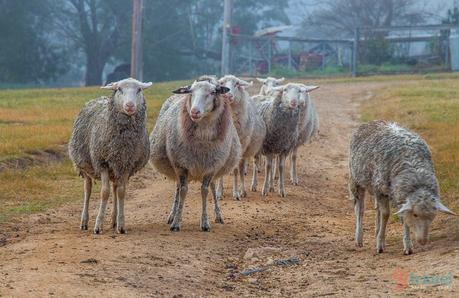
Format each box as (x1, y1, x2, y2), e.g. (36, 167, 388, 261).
(361, 76, 459, 212)
(0, 80, 186, 223)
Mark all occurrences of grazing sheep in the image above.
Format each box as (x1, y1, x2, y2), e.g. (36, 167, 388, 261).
(349, 120, 455, 254)
(69, 78, 152, 234)
(216, 75, 266, 200)
(149, 81, 241, 231)
(258, 83, 303, 197)
(290, 84, 320, 185)
(256, 77, 285, 96)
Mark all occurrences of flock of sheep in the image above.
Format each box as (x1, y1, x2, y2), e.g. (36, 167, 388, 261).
(68, 75, 455, 255)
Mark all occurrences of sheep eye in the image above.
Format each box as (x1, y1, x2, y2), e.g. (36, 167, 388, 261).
(117, 87, 123, 94)
(413, 214, 418, 218)
(137, 88, 142, 94)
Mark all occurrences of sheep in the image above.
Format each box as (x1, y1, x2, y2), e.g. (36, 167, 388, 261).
(257, 83, 303, 197)
(256, 77, 285, 96)
(149, 80, 241, 232)
(290, 84, 320, 185)
(349, 120, 456, 254)
(216, 75, 267, 200)
(69, 78, 152, 234)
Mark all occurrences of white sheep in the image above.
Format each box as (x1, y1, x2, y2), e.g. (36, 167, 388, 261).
(69, 78, 152, 234)
(149, 81, 241, 231)
(216, 75, 266, 200)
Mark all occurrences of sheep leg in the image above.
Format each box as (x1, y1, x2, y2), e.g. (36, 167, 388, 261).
(170, 171, 188, 232)
(80, 175, 92, 230)
(200, 175, 212, 231)
(403, 222, 413, 255)
(278, 154, 287, 197)
(94, 170, 110, 234)
(239, 159, 247, 198)
(115, 175, 128, 234)
(111, 183, 118, 229)
(272, 155, 279, 184)
(216, 177, 224, 200)
(232, 167, 240, 200)
(376, 195, 390, 253)
(262, 155, 273, 196)
(269, 156, 275, 192)
(290, 147, 299, 185)
(350, 180, 365, 247)
(167, 182, 180, 224)
(251, 156, 259, 192)
(375, 199, 380, 237)
(211, 181, 224, 224)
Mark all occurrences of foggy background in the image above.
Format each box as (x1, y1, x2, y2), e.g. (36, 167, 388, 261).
(0, 0, 458, 87)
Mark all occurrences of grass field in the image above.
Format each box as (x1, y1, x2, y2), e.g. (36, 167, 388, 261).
(361, 75, 459, 211)
(0, 80, 186, 223)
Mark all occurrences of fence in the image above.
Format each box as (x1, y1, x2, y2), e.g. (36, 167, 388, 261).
(227, 24, 459, 78)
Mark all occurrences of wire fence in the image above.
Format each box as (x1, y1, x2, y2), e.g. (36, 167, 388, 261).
(227, 24, 459, 78)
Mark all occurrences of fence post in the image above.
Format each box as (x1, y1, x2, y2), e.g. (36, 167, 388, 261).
(268, 39, 272, 74)
(221, 0, 233, 75)
(288, 41, 292, 70)
(352, 27, 360, 77)
(249, 40, 254, 75)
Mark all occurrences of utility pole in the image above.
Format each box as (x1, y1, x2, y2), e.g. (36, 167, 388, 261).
(221, 0, 233, 75)
(131, 0, 144, 80)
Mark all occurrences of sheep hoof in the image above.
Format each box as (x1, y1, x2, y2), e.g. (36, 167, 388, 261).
(215, 217, 224, 224)
(80, 224, 88, 230)
(240, 190, 247, 198)
(170, 226, 181, 232)
(377, 247, 384, 253)
(269, 187, 275, 192)
(201, 225, 211, 232)
(111, 222, 117, 229)
(117, 227, 126, 234)
(250, 186, 257, 192)
(94, 227, 102, 234)
(291, 180, 299, 186)
(355, 241, 363, 247)
(403, 248, 413, 255)
(279, 191, 286, 198)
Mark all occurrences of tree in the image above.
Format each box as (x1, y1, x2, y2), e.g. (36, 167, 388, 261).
(0, 0, 69, 84)
(53, 0, 131, 86)
(300, 0, 426, 37)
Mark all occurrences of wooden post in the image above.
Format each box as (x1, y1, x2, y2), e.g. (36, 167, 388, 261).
(268, 39, 272, 74)
(288, 41, 292, 70)
(249, 40, 254, 75)
(221, 0, 233, 75)
(352, 27, 359, 77)
(131, 0, 144, 80)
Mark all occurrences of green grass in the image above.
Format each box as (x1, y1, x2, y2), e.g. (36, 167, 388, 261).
(361, 75, 459, 211)
(0, 80, 187, 223)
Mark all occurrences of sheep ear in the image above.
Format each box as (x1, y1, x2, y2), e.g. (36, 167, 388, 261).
(276, 77, 285, 83)
(394, 202, 412, 215)
(304, 85, 319, 92)
(256, 78, 266, 83)
(101, 82, 118, 90)
(216, 86, 230, 94)
(172, 86, 192, 94)
(436, 201, 456, 216)
(139, 82, 153, 89)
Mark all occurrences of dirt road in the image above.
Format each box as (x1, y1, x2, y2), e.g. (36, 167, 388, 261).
(1, 82, 458, 297)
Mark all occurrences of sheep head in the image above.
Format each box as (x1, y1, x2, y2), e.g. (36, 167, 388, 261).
(172, 81, 229, 122)
(101, 78, 153, 116)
